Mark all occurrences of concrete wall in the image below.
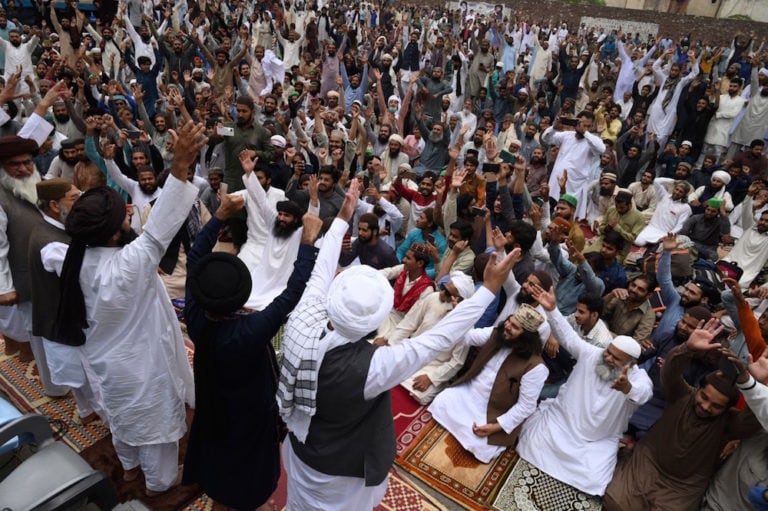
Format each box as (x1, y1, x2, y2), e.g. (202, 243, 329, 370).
(591, 0, 768, 21)
(717, 0, 768, 22)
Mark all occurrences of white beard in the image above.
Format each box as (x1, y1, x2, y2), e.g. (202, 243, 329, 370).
(0, 169, 41, 206)
(595, 358, 622, 382)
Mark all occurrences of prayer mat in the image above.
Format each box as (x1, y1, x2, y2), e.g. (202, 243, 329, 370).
(377, 469, 448, 511)
(396, 405, 432, 457)
(392, 385, 426, 438)
(0, 339, 109, 452)
(396, 419, 517, 510)
(491, 458, 603, 511)
(79, 408, 201, 511)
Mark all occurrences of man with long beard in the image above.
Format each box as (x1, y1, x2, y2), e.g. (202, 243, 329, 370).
(44, 138, 80, 180)
(0, 80, 70, 371)
(238, 151, 309, 311)
(515, 283, 653, 498)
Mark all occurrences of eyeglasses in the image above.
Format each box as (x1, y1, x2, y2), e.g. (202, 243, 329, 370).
(439, 283, 463, 302)
(4, 158, 34, 169)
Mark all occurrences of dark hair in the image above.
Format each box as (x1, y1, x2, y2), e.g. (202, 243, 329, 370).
(420, 170, 437, 184)
(450, 220, 474, 241)
(409, 245, 431, 267)
(318, 165, 339, 182)
(602, 230, 626, 251)
(136, 165, 155, 176)
(750, 139, 765, 148)
(576, 110, 595, 121)
(509, 220, 537, 252)
(493, 321, 542, 359)
(472, 252, 490, 283)
(359, 212, 379, 233)
(137, 56, 151, 66)
(577, 292, 604, 315)
(633, 273, 656, 292)
(254, 165, 272, 179)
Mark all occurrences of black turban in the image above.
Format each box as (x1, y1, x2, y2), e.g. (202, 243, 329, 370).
(188, 253, 252, 315)
(276, 200, 303, 219)
(54, 187, 127, 346)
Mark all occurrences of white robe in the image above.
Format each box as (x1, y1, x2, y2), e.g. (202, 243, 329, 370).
(240, 173, 303, 311)
(704, 94, 744, 147)
(429, 326, 548, 463)
(517, 308, 653, 496)
(236, 182, 286, 271)
(646, 57, 700, 145)
(724, 196, 768, 288)
(633, 178, 692, 246)
(543, 128, 606, 220)
(43, 176, 198, 446)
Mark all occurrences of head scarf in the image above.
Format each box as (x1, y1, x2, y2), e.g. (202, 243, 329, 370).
(711, 170, 731, 185)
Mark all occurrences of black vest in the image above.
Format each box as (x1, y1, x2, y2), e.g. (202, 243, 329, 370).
(290, 340, 395, 486)
(0, 186, 47, 302)
(27, 220, 70, 340)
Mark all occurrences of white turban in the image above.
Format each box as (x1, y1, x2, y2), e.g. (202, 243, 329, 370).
(449, 272, 475, 300)
(712, 170, 731, 185)
(610, 336, 641, 360)
(759, 67, 768, 77)
(327, 266, 393, 340)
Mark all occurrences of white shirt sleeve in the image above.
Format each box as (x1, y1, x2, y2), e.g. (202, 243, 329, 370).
(739, 375, 768, 431)
(18, 112, 55, 146)
(0, 206, 13, 294)
(496, 363, 549, 433)
(364, 287, 496, 400)
(41, 241, 69, 276)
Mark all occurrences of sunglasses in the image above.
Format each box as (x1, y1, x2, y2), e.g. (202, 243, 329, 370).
(439, 283, 463, 302)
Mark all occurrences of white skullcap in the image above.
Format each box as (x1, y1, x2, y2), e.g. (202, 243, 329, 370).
(610, 336, 641, 359)
(327, 266, 393, 340)
(449, 272, 475, 300)
(382, 53, 393, 61)
(759, 67, 768, 76)
(388, 95, 400, 104)
(517, 87, 529, 96)
(712, 170, 731, 185)
(270, 135, 287, 148)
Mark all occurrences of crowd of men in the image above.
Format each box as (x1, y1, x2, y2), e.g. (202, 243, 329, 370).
(2, 0, 768, 509)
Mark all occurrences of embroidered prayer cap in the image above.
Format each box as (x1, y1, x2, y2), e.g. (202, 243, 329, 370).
(449, 272, 475, 300)
(677, 162, 693, 171)
(711, 170, 731, 185)
(680, 140, 693, 148)
(326, 90, 340, 98)
(706, 198, 724, 209)
(610, 335, 641, 359)
(558, 193, 578, 209)
(270, 135, 287, 148)
(188, 252, 252, 314)
(382, 53, 393, 61)
(512, 304, 544, 333)
(276, 200, 302, 219)
(36, 178, 73, 202)
(674, 180, 692, 194)
(389, 134, 404, 145)
(327, 265, 394, 340)
(0, 135, 39, 160)
(601, 172, 617, 183)
(207, 167, 224, 177)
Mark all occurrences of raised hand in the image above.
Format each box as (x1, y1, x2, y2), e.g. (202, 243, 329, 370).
(483, 248, 522, 294)
(169, 120, 208, 177)
(611, 364, 633, 394)
(215, 191, 245, 220)
(557, 169, 568, 190)
(102, 143, 116, 160)
(451, 168, 467, 189)
(239, 149, 257, 175)
(338, 179, 360, 222)
(747, 347, 768, 383)
(301, 213, 324, 245)
(528, 282, 556, 311)
(685, 318, 724, 352)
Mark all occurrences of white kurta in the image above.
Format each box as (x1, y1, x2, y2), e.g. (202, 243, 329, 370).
(543, 128, 606, 220)
(45, 176, 198, 446)
(241, 173, 302, 310)
(429, 326, 548, 463)
(645, 58, 699, 145)
(236, 183, 286, 271)
(704, 94, 744, 147)
(517, 308, 653, 496)
(282, 217, 498, 508)
(724, 196, 768, 288)
(633, 179, 691, 246)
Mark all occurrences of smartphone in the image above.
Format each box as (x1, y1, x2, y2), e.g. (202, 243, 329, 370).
(482, 163, 500, 174)
(500, 150, 517, 164)
(127, 130, 141, 140)
(561, 117, 578, 127)
(216, 126, 235, 137)
(424, 233, 435, 245)
(219, 183, 229, 195)
(718, 356, 739, 385)
(471, 206, 485, 217)
(303, 162, 315, 174)
(362, 176, 370, 189)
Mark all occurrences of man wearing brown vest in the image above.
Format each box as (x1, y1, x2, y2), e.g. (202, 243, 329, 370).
(28, 178, 104, 422)
(429, 304, 548, 463)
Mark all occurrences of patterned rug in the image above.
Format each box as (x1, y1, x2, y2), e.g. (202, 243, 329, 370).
(396, 405, 433, 458)
(396, 419, 517, 510)
(491, 458, 603, 511)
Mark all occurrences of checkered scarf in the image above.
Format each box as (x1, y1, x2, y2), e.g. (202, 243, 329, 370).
(277, 295, 334, 443)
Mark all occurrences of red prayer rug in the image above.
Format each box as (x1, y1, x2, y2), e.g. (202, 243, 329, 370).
(396, 419, 517, 510)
